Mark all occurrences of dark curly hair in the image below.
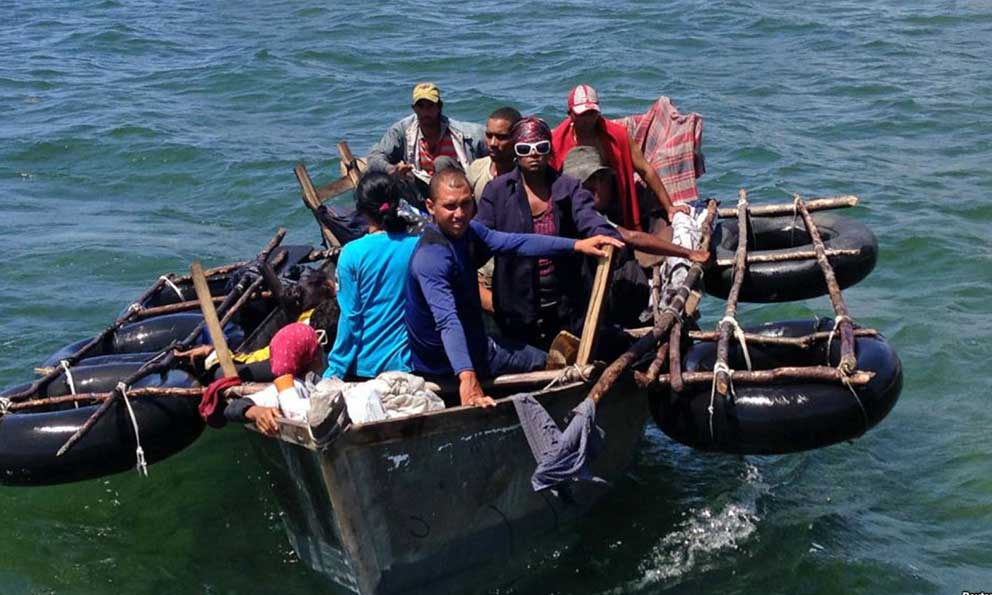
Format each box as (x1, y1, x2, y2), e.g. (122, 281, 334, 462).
(355, 172, 409, 233)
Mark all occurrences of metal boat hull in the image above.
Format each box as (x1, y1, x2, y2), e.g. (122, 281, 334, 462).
(248, 376, 649, 594)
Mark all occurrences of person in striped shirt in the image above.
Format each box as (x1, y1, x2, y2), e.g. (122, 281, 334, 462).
(366, 82, 487, 199)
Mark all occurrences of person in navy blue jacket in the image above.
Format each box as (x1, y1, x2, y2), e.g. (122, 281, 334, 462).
(405, 169, 623, 408)
(476, 117, 622, 348)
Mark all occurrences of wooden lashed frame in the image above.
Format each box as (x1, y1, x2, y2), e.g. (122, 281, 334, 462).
(0, 232, 343, 457)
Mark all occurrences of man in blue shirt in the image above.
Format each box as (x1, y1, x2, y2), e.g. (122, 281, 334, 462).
(405, 169, 623, 408)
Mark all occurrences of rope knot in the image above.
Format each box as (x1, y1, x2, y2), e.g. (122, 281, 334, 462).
(0, 397, 10, 416)
(708, 362, 735, 441)
(719, 317, 753, 371)
(826, 315, 854, 367)
(661, 305, 682, 321)
(712, 362, 734, 377)
(135, 447, 148, 477)
(542, 364, 589, 391)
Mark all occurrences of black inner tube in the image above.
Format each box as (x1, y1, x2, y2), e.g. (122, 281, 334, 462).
(650, 319, 902, 455)
(705, 212, 878, 303)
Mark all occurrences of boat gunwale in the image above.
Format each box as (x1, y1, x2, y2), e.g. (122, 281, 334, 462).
(266, 369, 643, 451)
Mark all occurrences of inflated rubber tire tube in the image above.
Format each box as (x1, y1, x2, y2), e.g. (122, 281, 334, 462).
(650, 319, 902, 455)
(705, 212, 878, 302)
(43, 313, 242, 368)
(0, 362, 203, 486)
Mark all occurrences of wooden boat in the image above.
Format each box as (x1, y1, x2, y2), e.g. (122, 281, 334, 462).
(246, 369, 646, 595)
(0, 166, 901, 594)
(249, 183, 901, 594)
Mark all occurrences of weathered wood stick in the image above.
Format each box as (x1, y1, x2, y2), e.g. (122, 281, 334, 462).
(493, 365, 596, 390)
(131, 291, 274, 321)
(178, 236, 287, 350)
(715, 189, 750, 396)
(6, 277, 172, 402)
(669, 320, 684, 392)
(56, 351, 177, 457)
(315, 175, 356, 202)
(588, 200, 719, 404)
(655, 366, 874, 387)
(171, 261, 245, 284)
(215, 250, 285, 331)
(715, 248, 861, 267)
(337, 142, 362, 189)
(173, 228, 287, 285)
(217, 270, 266, 330)
(56, 275, 253, 455)
(301, 247, 341, 263)
(633, 341, 669, 388)
(651, 264, 663, 327)
(55, 233, 285, 455)
(10, 383, 270, 412)
(718, 195, 858, 218)
(577, 245, 615, 366)
(259, 261, 284, 304)
(192, 262, 239, 380)
(295, 163, 342, 248)
(688, 328, 878, 347)
(258, 228, 288, 262)
(795, 196, 856, 374)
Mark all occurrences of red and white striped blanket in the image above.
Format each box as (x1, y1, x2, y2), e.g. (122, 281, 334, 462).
(613, 96, 705, 204)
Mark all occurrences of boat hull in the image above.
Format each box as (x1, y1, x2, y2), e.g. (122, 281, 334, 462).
(247, 375, 649, 595)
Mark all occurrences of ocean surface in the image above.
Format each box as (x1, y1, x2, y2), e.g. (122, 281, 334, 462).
(1, 1, 990, 593)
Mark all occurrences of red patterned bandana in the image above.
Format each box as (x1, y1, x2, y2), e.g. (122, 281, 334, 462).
(269, 323, 320, 377)
(511, 117, 551, 145)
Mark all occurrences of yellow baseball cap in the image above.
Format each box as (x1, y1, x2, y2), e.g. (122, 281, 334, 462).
(412, 82, 441, 104)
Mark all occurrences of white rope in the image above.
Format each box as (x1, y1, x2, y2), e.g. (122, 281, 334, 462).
(720, 316, 753, 372)
(116, 382, 148, 477)
(826, 315, 852, 366)
(59, 360, 80, 409)
(159, 275, 184, 301)
(840, 375, 870, 432)
(59, 360, 77, 396)
(0, 397, 10, 417)
(708, 362, 735, 441)
(541, 365, 590, 392)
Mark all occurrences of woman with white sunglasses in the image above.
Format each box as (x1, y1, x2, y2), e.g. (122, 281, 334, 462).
(476, 117, 622, 350)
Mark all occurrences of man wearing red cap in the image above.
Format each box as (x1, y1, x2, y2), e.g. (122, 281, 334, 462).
(551, 84, 689, 230)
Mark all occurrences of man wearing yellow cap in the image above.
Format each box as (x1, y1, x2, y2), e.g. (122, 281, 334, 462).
(367, 83, 487, 196)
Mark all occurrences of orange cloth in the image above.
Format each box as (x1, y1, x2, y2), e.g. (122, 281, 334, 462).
(551, 117, 641, 229)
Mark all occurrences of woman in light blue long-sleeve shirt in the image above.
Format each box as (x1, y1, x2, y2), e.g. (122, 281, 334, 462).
(325, 173, 419, 379)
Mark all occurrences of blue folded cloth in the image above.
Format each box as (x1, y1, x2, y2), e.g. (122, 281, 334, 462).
(512, 394, 607, 492)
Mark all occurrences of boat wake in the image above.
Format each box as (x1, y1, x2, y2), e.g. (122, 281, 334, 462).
(621, 463, 767, 591)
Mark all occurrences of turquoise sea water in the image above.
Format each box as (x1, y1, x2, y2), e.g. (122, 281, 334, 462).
(2, 1, 990, 593)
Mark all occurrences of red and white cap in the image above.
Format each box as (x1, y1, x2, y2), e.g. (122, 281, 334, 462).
(568, 84, 600, 115)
